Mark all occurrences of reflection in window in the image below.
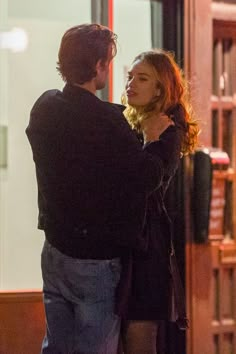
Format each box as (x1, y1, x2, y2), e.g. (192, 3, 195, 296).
(213, 269, 220, 321)
(150, 0, 163, 49)
(212, 110, 219, 147)
(212, 38, 233, 96)
(223, 110, 232, 160)
(212, 39, 221, 96)
(222, 39, 233, 96)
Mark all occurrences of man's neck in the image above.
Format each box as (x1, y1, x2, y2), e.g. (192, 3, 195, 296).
(73, 81, 96, 95)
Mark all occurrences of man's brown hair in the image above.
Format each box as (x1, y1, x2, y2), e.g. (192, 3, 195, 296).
(57, 23, 117, 84)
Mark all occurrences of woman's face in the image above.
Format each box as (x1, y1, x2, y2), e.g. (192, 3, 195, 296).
(125, 59, 159, 107)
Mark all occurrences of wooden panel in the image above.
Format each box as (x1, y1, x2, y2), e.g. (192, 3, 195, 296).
(184, 0, 212, 147)
(186, 243, 213, 354)
(209, 174, 226, 241)
(221, 267, 234, 320)
(214, 20, 236, 40)
(0, 291, 45, 354)
(185, 1, 236, 354)
(222, 332, 234, 354)
(184, 1, 212, 353)
(212, 3, 236, 22)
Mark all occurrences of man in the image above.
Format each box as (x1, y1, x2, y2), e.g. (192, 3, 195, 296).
(26, 24, 173, 354)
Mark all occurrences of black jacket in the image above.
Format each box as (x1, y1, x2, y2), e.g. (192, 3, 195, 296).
(115, 106, 187, 326)
(26, 84, 175, 259)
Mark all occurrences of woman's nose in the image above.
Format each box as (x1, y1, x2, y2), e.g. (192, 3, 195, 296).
(129, 77, 135, 87)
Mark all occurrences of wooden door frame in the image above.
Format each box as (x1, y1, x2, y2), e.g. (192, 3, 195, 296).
(184, 1, 236, 353)
(184, 1, 213, 353)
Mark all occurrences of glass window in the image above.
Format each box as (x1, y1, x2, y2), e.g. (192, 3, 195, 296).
(0, 0, 91, 290)
(0, 0, 165, 290)
(113, 0, 164, 103)
(113, 0, 153, 103)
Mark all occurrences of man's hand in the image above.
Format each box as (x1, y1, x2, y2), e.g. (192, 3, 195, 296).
(141, 113, 175, 144)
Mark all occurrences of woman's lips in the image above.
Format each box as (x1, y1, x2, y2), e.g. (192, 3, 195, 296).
(126, 90, 137, 97)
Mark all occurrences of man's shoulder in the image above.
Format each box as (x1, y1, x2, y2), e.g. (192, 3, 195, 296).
(79, 94, 126, 122)
(34, 89, 61, 105)
(31, 89, 62, 114)
(100, 101, 124, 112)
(97, 101, 126, 121)
(105, 102, 126, 115)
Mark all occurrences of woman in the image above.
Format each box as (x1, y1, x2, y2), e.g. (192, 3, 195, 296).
(119, 49, 199, 353)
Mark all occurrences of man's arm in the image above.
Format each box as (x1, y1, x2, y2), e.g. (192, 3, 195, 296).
(107, 106, 174, 194)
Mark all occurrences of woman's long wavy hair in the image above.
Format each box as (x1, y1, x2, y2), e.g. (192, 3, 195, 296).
(122, 49, 200, 155)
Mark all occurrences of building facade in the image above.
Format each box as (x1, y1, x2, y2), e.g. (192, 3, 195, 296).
(0, 0, 236, 352)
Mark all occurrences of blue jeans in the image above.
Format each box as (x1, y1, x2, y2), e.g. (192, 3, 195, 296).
(41, 240, 121, 354)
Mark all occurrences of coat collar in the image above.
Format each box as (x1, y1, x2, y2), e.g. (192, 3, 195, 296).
(63, 84, 126, 113)
(63, 83, 96, 100)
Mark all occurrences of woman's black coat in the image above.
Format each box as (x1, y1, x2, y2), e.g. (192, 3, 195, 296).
(116, 107, 187, 324)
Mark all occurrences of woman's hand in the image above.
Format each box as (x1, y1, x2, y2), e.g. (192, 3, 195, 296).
(141, 113, 175, 144)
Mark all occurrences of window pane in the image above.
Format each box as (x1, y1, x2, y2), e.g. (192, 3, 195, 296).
(113, 0, 153, 103)
(212, 110, 219, 147)
(223, 110, 233, 159)
(0, 0, 91, 290)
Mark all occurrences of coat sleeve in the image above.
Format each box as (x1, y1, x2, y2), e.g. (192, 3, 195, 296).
(143, 125, 182, 177)
(107, 107, 180, 195)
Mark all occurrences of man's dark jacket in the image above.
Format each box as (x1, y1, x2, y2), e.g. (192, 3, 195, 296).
(26, 84, 174, 259)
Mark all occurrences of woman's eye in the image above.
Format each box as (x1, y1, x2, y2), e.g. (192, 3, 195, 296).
(139, 77, 148, 81)
(127, 76, 132, 81)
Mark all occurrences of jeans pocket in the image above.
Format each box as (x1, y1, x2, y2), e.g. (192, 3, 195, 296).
(109, 259, 121, 287)
(41, 241, 54, 275)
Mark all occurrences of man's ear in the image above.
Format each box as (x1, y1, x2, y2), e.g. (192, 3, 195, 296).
(96, 59, 102, 72)
(96, 58, 108, 73)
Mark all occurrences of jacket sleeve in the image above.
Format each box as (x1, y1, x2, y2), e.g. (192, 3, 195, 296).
(107, 108, 163, 194)
(107, 107, 181, 195)
(143, 125, 182, 177)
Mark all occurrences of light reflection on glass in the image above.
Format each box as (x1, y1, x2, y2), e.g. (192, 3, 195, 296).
(0, 28, 28, 52)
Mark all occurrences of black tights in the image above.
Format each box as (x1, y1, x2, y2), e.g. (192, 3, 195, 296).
(119, 320, 159, 354)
